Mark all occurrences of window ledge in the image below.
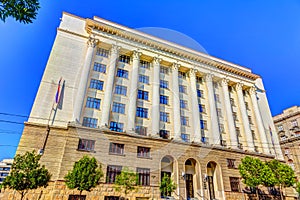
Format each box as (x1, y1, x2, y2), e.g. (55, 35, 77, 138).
(137, 156, 152, 160)
(77, 149, 96, 153)
(109, 153, 125, 157)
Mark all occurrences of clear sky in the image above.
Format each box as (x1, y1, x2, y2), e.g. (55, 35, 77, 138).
(0, 0, 299, 160)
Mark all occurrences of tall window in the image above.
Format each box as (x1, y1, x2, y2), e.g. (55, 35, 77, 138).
(110, 121, 124, 132)
(200, 120, 207, 130)
(196, 77, 203, 84)
(93, 62, 106, 73)
(178, 71, 186, 79)
(179, 85, 187, 93)
(199, 104, 206, 113)
(248, 116, 253, 124)
(135, 126, 147, 136)
(96, 48, 109, 57)
(82, 117, 98, 128)
(160, 95, 168, 105)
(86, 97, 101, 109)
(137, 90, 149, 100)
(197, 89, 204, 98)
(137, 146, 150, 158)
(106, 165, 122, 183)
(116, 69, 128, 78)
(114, 85, 127, 96)
(139, 75, 149, 84)
(227, 159, 236, 168)
(245, 102, 250, 110)
(137, 168, 150, 186)
(181, 116, 189, 126)
(112, 102, 125, 114)
(233, 112, 238, 121)
(236, 127, 241, 136)
(160, 112, 170, 122)
(230, 98, 235, 106)
(230, 177, 240, 192)
(160, 66, 169, 74)
(90, 79, 104, 90)
(215, 94, 220, 102)
(180, 100, 188, 109)
(160, 80, 168, 89)
(78, 139, 95, 151)
(136, 107, 148, 118)
(140, 60, 150, 69)
(109, 143, 124, 155)
(217, 108, 222, 117)
(181, 133, 190, 142)
(119, 55, 130, 63)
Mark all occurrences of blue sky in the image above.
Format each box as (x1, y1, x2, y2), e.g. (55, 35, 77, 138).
(0, 0, 299, 160)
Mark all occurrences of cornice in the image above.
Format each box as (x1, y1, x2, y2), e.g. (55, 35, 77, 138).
(85, 18, 260, 81)
(57, 28, 89, 39)
(273, 111, 300, 123)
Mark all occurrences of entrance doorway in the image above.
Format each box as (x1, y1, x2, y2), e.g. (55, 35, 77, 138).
(207, 162, 216, 200)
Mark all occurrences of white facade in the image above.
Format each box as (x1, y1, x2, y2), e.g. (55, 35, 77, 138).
(28, 12, 283, 159)
(0, 159, 13, 184)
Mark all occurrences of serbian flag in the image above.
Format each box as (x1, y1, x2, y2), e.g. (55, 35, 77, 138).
(55, 78, 62, 104)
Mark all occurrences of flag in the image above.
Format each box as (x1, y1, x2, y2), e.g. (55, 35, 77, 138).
(55, 78, 62, 104)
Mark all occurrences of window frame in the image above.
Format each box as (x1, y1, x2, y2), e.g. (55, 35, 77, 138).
(93, 62, 106, 73)
(109, 143, 125, 155)
(78, 138, 95, 152)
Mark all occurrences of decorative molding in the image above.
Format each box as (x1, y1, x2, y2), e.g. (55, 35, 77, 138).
(205, 73, 213, 82)
(221, 78, 229, 86)
(189, 68, 197, 78)
(236, 82, 244, 91)
(87, 37, 99, 48)
(132, 50, 142, 61)
(111, 44, 121, 55)
(153, 57, 162, 65)
(249, 86, 256, 95)
(172, 62, 180, 71)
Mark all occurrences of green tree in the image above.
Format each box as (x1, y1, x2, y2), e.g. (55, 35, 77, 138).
(0, 151, 51, 200)
(238, 156, 276, 198)
(267, 160, 295, 200)
(114, 167, 138, 197)
(160, 173, 176, 197)
(0, 0, 40, 23)
(65, 156, 103, 198)
(295, 181, 300, 199)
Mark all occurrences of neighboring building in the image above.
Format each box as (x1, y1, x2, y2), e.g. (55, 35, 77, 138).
(8, 12, 286, 200)
(0, 159, 13, 184)
(273, 106, 300, 177)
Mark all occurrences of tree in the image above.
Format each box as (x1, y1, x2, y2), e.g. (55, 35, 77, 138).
(238, 156, 276, 198)
(267, 160, 295, 200)
(114, 167, 138, 197)
(0, 151, 51, 200)
(295, 181, 300, 199)
(160, 173, 176, 197)
(0, 0, 40, 24)
(65, 156, 103, 198)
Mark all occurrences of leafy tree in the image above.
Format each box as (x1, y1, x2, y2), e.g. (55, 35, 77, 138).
(114, 167, 138, 197)
(0, 0, 40, 23)
(267, 160, 295, 200)
(160, 173, 176, 197)
(65, 156, 103, 197)
(0, 151, 51, 200)
(295, 181, 300, 198)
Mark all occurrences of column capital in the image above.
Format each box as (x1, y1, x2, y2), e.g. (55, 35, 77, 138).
(172, 62, 180, 71)
(205, 73, 213, 82)
(132, 50, 142, 61)
(153, 57, 162, 65)
(87, 38, 99, 48)
(221, 78, 229, 86)
(249, 86, 256, 95)
(189, 68, 197, 77)
(236, 82, 244, 91)
(111, 44, 121, 54)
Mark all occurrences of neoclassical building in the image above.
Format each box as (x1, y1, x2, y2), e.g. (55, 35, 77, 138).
(8, 12, 286, 200)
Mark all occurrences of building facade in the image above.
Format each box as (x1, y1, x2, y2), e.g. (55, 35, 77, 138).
(0, 159, 13, 184)
(273, 106, 300, 179)
(6, 12, 286, 200)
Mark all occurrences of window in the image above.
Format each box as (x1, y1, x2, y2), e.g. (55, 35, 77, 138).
(196, 77, 203, 84)
(119, 55, 130, 63)
(137, 146, 150, 158)
(114, 85, 127, 96)
(110, 121, 124, 132)
(199, 104, 206, 113)
(104, 197, 119, 200)
(78, 139, 95, 151)
(68, 195, 86, 200)
(106, 165, 122, 183)
(160, 66, 169, 74)
(230, 98, 235, 106)
(137, 90, 149, 100)
(82, 117, 98, 128)
(116, 69, 128, 78)
(180, 100, 188, 109)
(112, 102, 125, 114)
(278, 125, 284, 131)
(181, 116, 189, 126)
(215, 94, 220, 102)
(230, 177, 240, 192)
(181, 133, 190, 142)
(109, 143, 124, 155)
(251, 130, 256, 139)
(140, 60, 150, 69)
(179, 85, 187, 94)
(217, 108, 222, 117)
(227, 159, 236, 168)
(178, 71, 186, 79)
(160, 80, 168, 89)
(284, 148, 290, 155)
(248, 116, 253, 124)
(197, 89, 204, 98)
(93, 62, 106, 73)
(139, 75, 149, 84)
(245, 102, 250, 110)
(213, 82, 219, 89)
(159, 130, 169, 139)
(96, 48, 109, 57)
(86, 97, 101, 109)
(136, 107, 148, 118)
(135, 126, 147, 136)
(160, 112, 170, 122)
(90, 79, 104, 90)
(200, 120, 207, 130)
(219, 124, 225, 133)
(160, 95, 168, 105)
(137, 168, 150, 186)
(236, 127, 241, 136)
(291, 120, 298, 127)
(233, 112, 238, 121)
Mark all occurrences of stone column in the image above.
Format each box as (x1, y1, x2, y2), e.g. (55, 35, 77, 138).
(221, 79, 238, 148)
(73, 38, 98, 123)
(189, 69, 201, 143)
(100, 44, 120, 127)
(236, 83, 254, 151)
(205, 74, 220, 145)
(249, 87, 270, 154)
(127, 51, 142, 132)
(172, 63, 181, 140)
(151, 57, 161, 136)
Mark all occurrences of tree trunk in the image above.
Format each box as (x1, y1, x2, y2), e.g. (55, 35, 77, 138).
(280, 185, 284, 200)
(20, 192, 24, 200)
(79, 190, 82, 199)
(256, 187, 259, 200)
